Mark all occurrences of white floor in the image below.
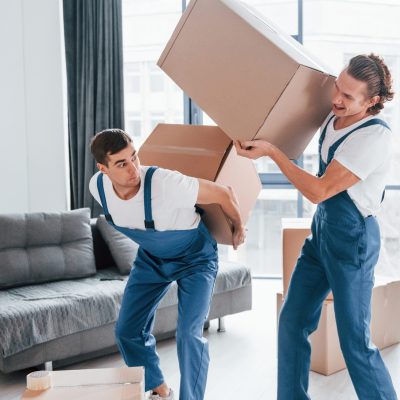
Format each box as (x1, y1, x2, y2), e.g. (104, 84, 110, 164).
(1, 279, 399, 399)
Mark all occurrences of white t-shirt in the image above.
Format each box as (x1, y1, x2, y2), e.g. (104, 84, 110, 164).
(320, 112, 392, 217)
(89, 167, 201, 231)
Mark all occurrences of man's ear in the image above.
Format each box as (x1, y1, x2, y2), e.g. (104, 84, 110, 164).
(369, 95, 380, 108)
(97, 162, 108, 174)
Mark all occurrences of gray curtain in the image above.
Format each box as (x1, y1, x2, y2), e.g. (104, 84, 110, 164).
(63, 0, 124, 215)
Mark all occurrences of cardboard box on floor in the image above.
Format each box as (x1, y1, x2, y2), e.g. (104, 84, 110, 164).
(158, 0, 336, 160)
(282, 218, 333, 301)
(138, 123, 261, 244)
(277, 279, 400, 375)
(21, 366, 144, 400)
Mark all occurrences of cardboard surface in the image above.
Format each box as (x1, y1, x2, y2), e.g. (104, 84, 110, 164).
(281, 218, 334, 300)
(158, 0, 336, 159)
(277, 280, 400, 375)
(139, 124, 261, 244)
(21, 367, 144, 400)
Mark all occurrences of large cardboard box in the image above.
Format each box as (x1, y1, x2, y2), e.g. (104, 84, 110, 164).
(21, 367, 144, 399)
(277, 279, 400, 375)
(158, 0, 336, 160)
(282, 218, 334, 301)
(138, 123, 261, 244)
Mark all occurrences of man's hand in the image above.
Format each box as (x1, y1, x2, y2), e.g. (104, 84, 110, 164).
(197, 179, 245, 249)
(232, 224, 246, 250)
(234, 140, 276, 160)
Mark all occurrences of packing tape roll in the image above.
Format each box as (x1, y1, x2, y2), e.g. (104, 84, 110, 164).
(27, 370, 52, 390)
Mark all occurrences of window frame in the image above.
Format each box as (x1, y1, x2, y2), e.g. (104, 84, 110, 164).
(182, 0, 400, 278)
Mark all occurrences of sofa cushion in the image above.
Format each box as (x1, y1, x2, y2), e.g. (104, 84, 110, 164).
(0, 268, 126, 357)
(0, 260, 251, 358)
(0, 208, 96, 289)
(96, 216, 139, 275)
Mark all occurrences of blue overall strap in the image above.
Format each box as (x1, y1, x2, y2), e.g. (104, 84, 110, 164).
(318, 114, 335, 156)
(96, 173, 114, 224)
(326, 118, 390, 204)
(326, 118, 390, 164)
(317, 115, 335, 176)
(144, 166, 158, 230)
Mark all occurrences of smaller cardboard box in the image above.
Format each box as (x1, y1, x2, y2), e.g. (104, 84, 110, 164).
(138, 123, 262, 244)
(277, 278, 400, 375)
(21, 366, 144, 399)
(158, 0, 336, 160)
(282, 218, 333, 301)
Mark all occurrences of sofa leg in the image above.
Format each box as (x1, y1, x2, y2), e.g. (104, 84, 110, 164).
(44, 361, 53, 371)
(218, 317, 226, 332)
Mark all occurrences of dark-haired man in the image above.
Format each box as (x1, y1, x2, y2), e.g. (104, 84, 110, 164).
(89, 129, 245, 400)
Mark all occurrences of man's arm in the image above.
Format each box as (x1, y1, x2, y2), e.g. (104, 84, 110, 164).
(235, 140, 360, 204)
(196, 179, 246, 250)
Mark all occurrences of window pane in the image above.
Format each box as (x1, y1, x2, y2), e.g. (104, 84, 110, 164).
(148, 63, 164, 93)
(125, 62, 141, 93)
(122, 0, 184, 148)
(303, 1, 400, 184)
(377, 190, 400, 278)
(126, 113, 141, 138)
(301, 196, 316, 219)
(241, 0, 298, 36)
(219, 189, 298, 276)
(299, 191, 400, 280)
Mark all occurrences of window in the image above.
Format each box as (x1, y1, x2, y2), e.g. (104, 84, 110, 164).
(124, 62, 141, 93)
(123, 1, 400, 278)
(150, 113, 164, 130)
(122, 1, 184, 148)
(203, 1, 400, 277)
(377, 190, 400, 278)
(301, 1, 400, 279)
(125, 113, 141, 138)
(149, 64, 164, 92)
(219, 189, 299, 276)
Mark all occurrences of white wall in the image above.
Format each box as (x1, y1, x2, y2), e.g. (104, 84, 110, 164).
(0, 0, 69, 213)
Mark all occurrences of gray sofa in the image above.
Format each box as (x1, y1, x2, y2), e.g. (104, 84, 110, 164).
(0, 209, 252, 373)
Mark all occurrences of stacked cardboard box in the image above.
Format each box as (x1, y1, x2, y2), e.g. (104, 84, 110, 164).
(140, 0, 337, 244)
(278, 218, 400, 375)
(21, 367, 144, 400)
(282, 218, 333, 301)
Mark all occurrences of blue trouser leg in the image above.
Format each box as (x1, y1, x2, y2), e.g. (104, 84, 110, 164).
(176, 265, 217, 400)
(115, 263, 171, 392)
(325, 218, 397, 400)
(278, 236, 331, 400)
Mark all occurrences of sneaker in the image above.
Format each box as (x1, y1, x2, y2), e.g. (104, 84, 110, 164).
(148, 388, 174, 400)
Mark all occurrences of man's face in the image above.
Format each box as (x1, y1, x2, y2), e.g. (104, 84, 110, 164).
(331, 69, 376, 118)
(98, 143, 141, 188)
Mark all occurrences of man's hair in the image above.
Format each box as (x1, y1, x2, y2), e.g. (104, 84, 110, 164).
(90, 128, 132, 166)
(347, 53, 394, 115)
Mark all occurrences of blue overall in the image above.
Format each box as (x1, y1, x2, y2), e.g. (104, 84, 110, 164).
(278, 116, 398, 399)
(97, 167, 218, 400)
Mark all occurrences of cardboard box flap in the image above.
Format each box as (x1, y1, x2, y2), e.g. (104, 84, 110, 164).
(50, 367, 144, 387)
(138, 124, 232, 181)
